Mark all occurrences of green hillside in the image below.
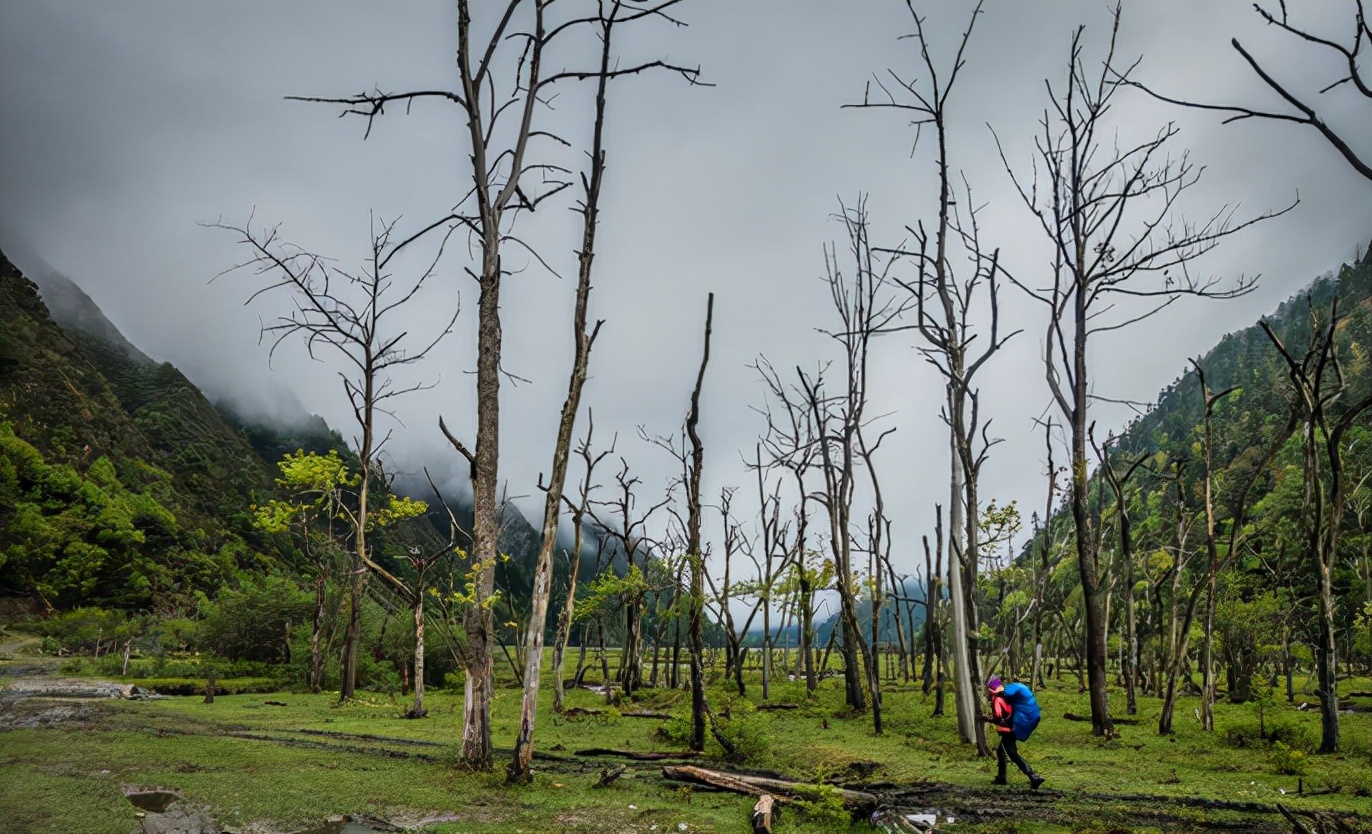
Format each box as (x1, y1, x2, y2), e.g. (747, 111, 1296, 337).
(997, 249, 1372, 719)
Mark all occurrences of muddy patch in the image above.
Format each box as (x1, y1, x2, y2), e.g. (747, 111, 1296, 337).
(0, 693, 100, 729)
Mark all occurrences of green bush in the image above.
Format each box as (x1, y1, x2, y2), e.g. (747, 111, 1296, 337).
(656, 716, 692, 746)
(1264, 720, 1317, 753)
(711, 700, 770, 763)
(792, 783, 851, 829)
(1271, 741, 1308, 775)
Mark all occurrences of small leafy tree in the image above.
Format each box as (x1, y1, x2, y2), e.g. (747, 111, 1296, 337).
(254, 450, 426, 692)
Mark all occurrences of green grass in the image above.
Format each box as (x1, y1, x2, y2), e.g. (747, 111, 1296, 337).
(3, 656, 1370, 833)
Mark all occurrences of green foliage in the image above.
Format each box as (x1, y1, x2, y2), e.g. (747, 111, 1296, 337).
(196, 573, 313, 662)
(0, 422, 234, 608)
(792, 782, 851, 829)
(711, 699, 770, 762)
(30, 606, 134, 653)
(1272, 740, 1309, 775)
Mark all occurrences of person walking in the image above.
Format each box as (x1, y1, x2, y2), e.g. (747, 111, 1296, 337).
(981, 676, 1045, 789)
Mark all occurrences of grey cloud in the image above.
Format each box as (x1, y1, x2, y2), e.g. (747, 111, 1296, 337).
(2, 0, 1368, 571)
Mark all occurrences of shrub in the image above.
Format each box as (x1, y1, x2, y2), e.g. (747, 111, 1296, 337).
(711, 700, 770, 763)
(1271, 741, 1307, 775)
(656, 716, 692, 746)
(1264, 720, 1316, 753)
(793, 783, 851, 829)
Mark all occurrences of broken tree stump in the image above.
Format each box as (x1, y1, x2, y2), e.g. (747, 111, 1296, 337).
(595, 764, 627, 788)
(751, 794, 776, 834)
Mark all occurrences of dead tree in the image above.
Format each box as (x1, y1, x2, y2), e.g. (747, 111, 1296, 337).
(509, 0, 633, 781)
(755, 358, 824, 694)
(1131, 0, 1372, 183)
(684, 293, 715, 752)
(589, 455, 672, 697)
(551, 420, 613, 713)
(996, 4, 1292, 735)
(213, 214, 455, 702)
(1261, 298, 1372, 753)
(850, 0, 1013, 754)
(749, 446, 795, 700)
(1092, 433, 1149, 715)
(293, 0, 701, 770)
(801, 199, 905, 724)
(706, 487, 765, 697)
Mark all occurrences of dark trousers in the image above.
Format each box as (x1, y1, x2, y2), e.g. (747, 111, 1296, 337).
(995, 733, 1034, 780)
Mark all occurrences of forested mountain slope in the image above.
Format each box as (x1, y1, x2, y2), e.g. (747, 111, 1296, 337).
(1002, 247, 1372, 721)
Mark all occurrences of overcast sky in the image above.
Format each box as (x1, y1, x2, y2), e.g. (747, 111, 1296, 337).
(2, 1, 1369, 582)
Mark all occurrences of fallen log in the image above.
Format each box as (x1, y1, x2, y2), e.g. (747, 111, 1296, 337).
(1063, 712, 1140, 726)
(577, 748, 700, 761)
(1275, 803, 1361, 834)
(755, 703, 800, 711)
(662, 765, 877, 810)
(751, 794, 776, 834)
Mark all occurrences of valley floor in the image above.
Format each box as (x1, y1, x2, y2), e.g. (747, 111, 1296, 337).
(2, 646, 1369, 834)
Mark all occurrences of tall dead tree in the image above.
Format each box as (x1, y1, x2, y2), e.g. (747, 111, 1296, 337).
(508, 0, 633, 781)
(996, 3, 1291, 735)
(213, 214, 455, 702)
(851, 0, 1012, 754)
(802, 199, 904, 726)
(684, 293, 715, 751)
(1092, 434, 1148, 715)
(750, 445, 794, 701)
(294, 0, 700, 770)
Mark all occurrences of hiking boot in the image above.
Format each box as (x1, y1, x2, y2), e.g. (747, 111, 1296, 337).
(992, 776, 1008, 785)
(1029, 774, 1046, 790)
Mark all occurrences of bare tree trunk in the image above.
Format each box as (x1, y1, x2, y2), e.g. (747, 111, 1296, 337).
(412, 594, 426, 715)
(686, 294, 715, 752)
(310, 571, 327, 693)
(508, 17, 611, 777)
(340, 573, 365, 700)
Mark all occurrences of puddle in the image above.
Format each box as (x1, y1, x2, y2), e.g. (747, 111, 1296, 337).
(871, 808, 948, 832)
(125, 789, 181, 813)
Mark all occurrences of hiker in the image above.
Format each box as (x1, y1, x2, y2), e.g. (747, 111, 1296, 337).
(980, 676, 1045, 789)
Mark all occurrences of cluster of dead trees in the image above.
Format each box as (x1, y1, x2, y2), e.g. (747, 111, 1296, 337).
(217, 0, 1370, 779)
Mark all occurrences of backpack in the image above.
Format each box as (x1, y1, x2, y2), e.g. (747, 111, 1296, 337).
(1001, 682, 1041, 741)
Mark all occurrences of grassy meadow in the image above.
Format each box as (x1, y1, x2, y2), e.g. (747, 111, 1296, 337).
(2, 645, 1370, 834)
